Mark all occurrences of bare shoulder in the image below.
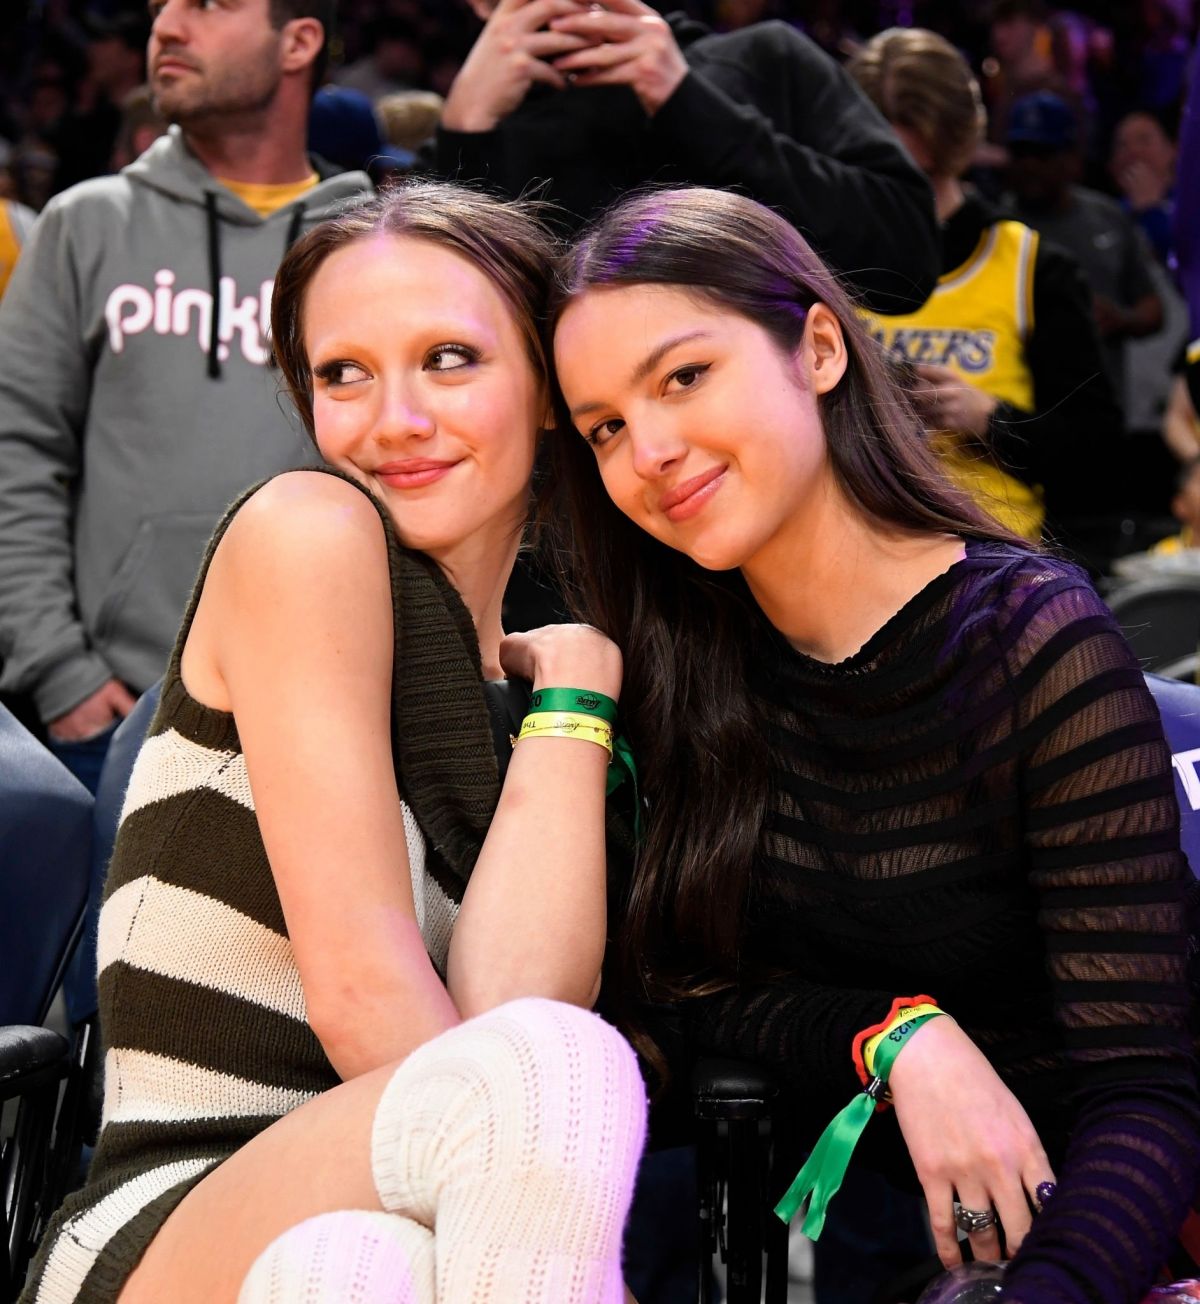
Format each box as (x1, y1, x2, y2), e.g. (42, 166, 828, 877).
(217, 471, 389, 590)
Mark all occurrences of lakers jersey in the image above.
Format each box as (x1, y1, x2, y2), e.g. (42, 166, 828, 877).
(860, 220, 1042, 539)
(0, 202, 24, 301)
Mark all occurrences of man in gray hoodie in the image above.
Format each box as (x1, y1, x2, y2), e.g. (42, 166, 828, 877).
(0, 0, 369, 790)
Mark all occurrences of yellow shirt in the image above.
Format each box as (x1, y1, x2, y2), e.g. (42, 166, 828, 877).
(0, 202, 25, 301)
(860, 220, 1043, 540)
(217, 172, 319, 218)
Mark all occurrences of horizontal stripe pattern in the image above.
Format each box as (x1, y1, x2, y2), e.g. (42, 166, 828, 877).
(121, 727, 252, 820)
(34, 1157, 217, 1304)
(99, 875, 308, 1022)
(687, 540, 1200, 1304)
(103, 1048, 315, 1127)
(21, 469, 491, 1304)
(97, 961, 334, 1096)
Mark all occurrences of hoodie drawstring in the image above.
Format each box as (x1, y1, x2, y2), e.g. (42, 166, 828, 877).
(204, 191, 222, 380)
(284, 204, 305, 253)
(203, 196, 308, 379)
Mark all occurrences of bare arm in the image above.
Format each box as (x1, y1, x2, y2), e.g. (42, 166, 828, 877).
(447, 624, 622, 1015)
(199, 473, 459, 1081)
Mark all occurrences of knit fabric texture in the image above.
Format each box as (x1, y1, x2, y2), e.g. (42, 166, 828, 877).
(21, 467, 499, 1304)
(368, 999, 646, 1303)
(238, 1211, 435, 1304)
(683, 540, 1200, 1303)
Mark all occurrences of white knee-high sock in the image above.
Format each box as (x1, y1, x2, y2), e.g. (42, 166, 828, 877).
(370, 997, 647, 1304)
(237, 1210, 435, 1304)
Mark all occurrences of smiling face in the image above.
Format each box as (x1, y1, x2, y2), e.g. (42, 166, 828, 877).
(553, 283, 847, 574)
(303, 233, 543, 561)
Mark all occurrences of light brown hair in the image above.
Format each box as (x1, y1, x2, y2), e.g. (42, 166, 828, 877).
(271, 177, 557, 441)
(848, 28, 986, 179)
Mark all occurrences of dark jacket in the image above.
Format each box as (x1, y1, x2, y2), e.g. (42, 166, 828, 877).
(434, 15, 939, 314)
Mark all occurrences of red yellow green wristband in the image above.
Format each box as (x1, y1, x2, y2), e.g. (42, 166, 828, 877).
(775, 1007, 946, 1240)
(852, 994, 938, 1088)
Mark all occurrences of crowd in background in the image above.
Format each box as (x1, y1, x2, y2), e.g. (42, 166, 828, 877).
(4, 0, 1194, 200)
(0, 0, 1197, 548)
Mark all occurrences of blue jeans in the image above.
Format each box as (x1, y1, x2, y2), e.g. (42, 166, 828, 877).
(46, 720, 119, 797)
(50, 722, 119, 1023)
(624, 1147, 705, 1304)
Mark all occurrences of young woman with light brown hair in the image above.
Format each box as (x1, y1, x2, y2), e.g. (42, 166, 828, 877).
(21, 180, 646, 1304)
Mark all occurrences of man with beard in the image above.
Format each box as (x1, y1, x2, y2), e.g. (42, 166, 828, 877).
(0, 0, 369, 799)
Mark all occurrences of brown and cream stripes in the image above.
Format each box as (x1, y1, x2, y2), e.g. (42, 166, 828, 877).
(22, 468, 501, 1304)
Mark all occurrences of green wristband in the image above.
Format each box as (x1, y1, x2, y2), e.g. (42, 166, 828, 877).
(528, 687, 618, 724)
(773, 1010, 944, 1239)
(527, 687, 640, 839)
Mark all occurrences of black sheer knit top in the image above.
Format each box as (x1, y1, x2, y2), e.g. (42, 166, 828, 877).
(685, 540, 1200, 1302)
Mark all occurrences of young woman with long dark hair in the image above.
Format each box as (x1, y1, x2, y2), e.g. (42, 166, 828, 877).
(546, 185, 1199, 1303)
(21, 181, 646, 1304)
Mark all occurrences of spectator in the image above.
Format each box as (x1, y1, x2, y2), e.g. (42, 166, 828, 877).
(980, 0, 1068, 146)
(56, 12, 148, 190)
(0, 187, 36, 301)
(1164, 369, 1200, 464)
(376, 88, 444, 154)
(18, 178, 646, 1304)
(23, 75, 70, 152)
(548, 184, 1200, 1304)
(1109, 106, 1189, 457)
(1006, 89, 1163, 417)
(9, 138, 59, 213)
(1110, 109, 1177, 269)
(0, 0, 369, 801)
(433, 0, 941, 315)
(1112, 450, 1200, 580)
(334, 14, 425, 102)
(109, 84, 167, 171)
(308, 85, 415, 181)
(850, 28, 1122, 543)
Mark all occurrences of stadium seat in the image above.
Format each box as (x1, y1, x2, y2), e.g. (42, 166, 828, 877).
(0, 704, 93, 1296)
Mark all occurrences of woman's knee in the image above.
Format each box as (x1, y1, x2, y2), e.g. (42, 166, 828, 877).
(372, 998, 646, 1213)
(237, 1210, 434, 1304)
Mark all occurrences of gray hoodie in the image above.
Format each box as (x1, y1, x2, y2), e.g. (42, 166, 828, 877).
(0, 128, 369, 721)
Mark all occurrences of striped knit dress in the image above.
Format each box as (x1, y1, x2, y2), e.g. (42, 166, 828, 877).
(21, 468, 507, 1304)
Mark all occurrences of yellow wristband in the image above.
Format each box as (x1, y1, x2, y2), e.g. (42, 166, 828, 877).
(863, 1002, 944, 1078)
(515, 712, 614, 756)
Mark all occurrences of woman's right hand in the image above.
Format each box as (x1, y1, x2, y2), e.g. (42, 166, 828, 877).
(886, 1015, 1056, 1268)
(500, 623, 623, 702)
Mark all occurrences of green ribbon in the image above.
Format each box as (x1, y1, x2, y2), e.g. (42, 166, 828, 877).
(773, 1010, 944, 1239)
(527, 687, 640, 839)
(529, 687, 618, 725)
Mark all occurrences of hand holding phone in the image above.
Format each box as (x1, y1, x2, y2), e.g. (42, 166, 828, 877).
(442, 0, 594, 133)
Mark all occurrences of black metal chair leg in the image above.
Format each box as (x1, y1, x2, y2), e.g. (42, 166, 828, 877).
(696, 1119, 716, 1304)
(724, 1116, 764, 1303)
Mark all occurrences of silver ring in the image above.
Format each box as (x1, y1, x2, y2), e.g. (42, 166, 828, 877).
(952, 1201, 997, 1234)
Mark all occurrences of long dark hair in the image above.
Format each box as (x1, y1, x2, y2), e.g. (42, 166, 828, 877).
(543, 187, 1024, 1016)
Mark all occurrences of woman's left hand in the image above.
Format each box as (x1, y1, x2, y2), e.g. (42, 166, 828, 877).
(887, 1015, 1057, 1268)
